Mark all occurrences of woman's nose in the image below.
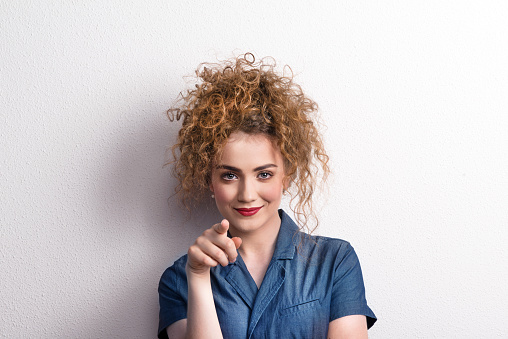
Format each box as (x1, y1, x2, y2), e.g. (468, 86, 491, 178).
(237, 178, 256, 202)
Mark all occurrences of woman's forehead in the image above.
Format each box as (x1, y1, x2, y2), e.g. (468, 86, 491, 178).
(214, 131, 283, 168)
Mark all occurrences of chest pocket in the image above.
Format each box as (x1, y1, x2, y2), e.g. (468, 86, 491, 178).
(275, 297, 328, 338)
(278, 297, 321, 317)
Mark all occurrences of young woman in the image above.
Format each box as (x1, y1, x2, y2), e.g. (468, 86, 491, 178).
(158, 54, 376, 338)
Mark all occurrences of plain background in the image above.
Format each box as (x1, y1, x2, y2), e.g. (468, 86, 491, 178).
(1, 1, 507, 338)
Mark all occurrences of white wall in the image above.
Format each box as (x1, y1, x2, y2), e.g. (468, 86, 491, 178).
(1, 1, 507, 338)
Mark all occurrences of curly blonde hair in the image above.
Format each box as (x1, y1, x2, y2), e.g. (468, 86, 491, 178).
(168, 53, 329, 233)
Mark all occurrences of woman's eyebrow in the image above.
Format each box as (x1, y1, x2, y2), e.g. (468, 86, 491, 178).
(215, 164, 278, 172)
(254, 164, 278, 171)
(215, 165, 240, 171)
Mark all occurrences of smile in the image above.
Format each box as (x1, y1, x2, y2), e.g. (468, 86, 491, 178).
(235, 207, 263, 216)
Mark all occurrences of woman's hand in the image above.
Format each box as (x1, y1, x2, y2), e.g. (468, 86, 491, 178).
(186, 219, 242, 276)
(180, 220, 241, 339)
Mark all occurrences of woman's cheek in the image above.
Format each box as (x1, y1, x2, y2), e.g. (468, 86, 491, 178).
(213, 184, 234, 204)
(260, 181, 284, 202)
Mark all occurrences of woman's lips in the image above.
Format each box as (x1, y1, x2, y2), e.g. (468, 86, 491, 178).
(235, 207, 263, 216)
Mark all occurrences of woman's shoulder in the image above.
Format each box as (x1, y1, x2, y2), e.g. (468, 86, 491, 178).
(304, 228, 351, 244)
(299, 232, 355, 257)
(279, 209, 356, 258)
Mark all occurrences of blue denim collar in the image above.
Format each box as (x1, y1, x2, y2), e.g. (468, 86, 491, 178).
(221, 209, 298, 283)
(221, 210, 303, 337)
(271, 209, 299, 260)
(222, 209, 298, 273)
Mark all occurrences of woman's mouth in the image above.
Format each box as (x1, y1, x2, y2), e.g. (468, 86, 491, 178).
(235, 207, 263, 216)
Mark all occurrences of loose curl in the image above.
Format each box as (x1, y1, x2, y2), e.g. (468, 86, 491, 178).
(167, 53, 329, 233)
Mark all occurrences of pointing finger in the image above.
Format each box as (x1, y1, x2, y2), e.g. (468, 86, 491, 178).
(214, 219, 229, 234)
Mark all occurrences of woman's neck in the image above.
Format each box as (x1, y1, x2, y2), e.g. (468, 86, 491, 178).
(232, 213, 281, 258)
(232, 216, 281, 288)
(238, 230, 278, 263)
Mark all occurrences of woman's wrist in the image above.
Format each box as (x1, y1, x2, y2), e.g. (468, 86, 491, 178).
(186, 263, 211, 281)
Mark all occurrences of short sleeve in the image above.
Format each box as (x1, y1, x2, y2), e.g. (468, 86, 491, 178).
(330, 244, 377, 329)
(158, 256, 188, 338)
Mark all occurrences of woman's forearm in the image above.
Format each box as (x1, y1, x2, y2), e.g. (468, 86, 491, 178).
(181, 220, 238, 338)
(185, 270, 223, 339)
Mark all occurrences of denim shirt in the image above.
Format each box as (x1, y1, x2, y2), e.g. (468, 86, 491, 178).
(158, 210, 376, 338)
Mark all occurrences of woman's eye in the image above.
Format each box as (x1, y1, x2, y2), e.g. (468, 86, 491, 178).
(222, 172, 237, 180)
(258, 172, 272, 179)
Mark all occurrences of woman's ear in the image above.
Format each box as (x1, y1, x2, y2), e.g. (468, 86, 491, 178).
(209, 184, 215, 199)
(283, 176, 291, 191)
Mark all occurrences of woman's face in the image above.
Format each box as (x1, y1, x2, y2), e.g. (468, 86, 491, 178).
(210, 131, 286, 236)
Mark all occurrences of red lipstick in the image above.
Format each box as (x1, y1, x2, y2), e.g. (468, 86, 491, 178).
(235, 207, 263, 216)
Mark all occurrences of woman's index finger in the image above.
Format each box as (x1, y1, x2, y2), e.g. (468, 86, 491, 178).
(214, 219, 229, 234)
